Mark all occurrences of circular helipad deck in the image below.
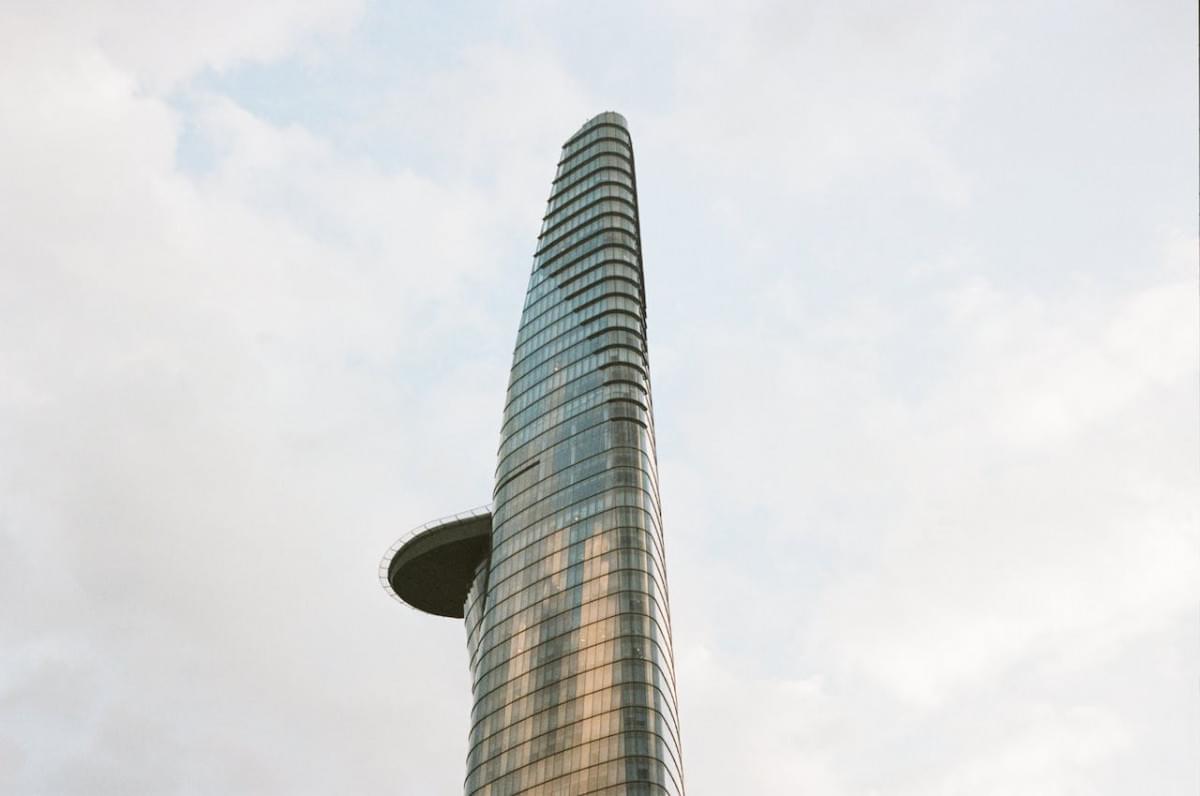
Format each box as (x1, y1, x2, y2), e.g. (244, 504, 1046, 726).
(383, 511, 492, 618)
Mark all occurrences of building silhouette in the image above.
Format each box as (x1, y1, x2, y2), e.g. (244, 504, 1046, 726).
(382, 112, 684, 795)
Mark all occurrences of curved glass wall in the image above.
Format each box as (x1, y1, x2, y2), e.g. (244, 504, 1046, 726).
(466, 112, 684, 796)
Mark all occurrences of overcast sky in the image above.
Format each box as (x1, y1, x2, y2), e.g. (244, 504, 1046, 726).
(2, 2, 1197, 794)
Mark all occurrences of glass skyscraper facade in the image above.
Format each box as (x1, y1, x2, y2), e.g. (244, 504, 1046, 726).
(383, 112, 683, 795)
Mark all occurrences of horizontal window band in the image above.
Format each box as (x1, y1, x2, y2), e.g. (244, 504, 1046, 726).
(498, 370, 648, 448)
(568, 274, 642, 304)
(493, 458, 541, 498)
(540, 195, 638, 243)
(587, 326, 644, 345)
(468, 670, 680, 744)
(466, 706, 683, 789)
(515, 303, 642, 364)
(468, 691, 684, 773)
(561, 123, 632, 155)
(499, 371, 648, 447)
(465, 726, 683, 796)
(543, 246, 639, 282)
(467, 708, 684, 790)
(470, 624, 679, 715)
(487, 480, 665, 560)
(511, 318, 639, 384)
(512, 291, 644, 367)
(466, 702, 682, 785)
(554, 149, 631, 183)
(471, 613, 679, 698)
(502, 338, 647, 414)
(470, 557, 671, 648)
(548, 159, 635, 206)
(546, 243, 641, 281)
(562, 120, 632, 151)
(469, 648, 682, 743)
(553, 148, 633, 186)
(499, 363, 611, 430)
(555, 140, 635, 180)
(606, 396, 649, 411)
(600, 377, 648, 392)
(513, 311, 643, 373)
(581, 783, 676, 796)
(536, 229, 639, 273)
(471, 613, 678, 701)
(505, 329, 645, 408)
(468, 679, 683, 762)
(499, 366, 639, 439)
(468, 756, 682, 796)
(499, 370, 647, 446)
(491, 449, 659, 540)
(559, 264, 641, 296)
(536, 214, 640, 260)
(598, 358, 649, 380)
(468, 738, 683, 796)
(470, 570, 674, 671)
(496, 389, 653, 474)
(556, 139, 634, 177)
(593, 341, 648, 361)
(470, 560, 674, 669)
(570, 288, 645, 318)
(557, 133, 633, 169)
(467, 518, 674, 648)
(543, 180, 637, 223)
(519, 285, 644, 350)
(560, 127, 633, 163)
(474, 539, 673, 648)
(485, 476, 668, 585)
(546, 166, 636, 209)
(486, 487, 668, 587)
(483, 524, 670, 621)
(536, 209, 639, 256)
(583, 307, 644, 328)
(544, 179, 635, 222)
(494, 437, 656, 512)
(492, 461, 657, 539)
(524, 254, 641, 312)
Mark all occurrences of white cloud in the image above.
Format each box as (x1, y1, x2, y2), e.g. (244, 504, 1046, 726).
(0, 6, 511, 792)
(660, 229, 1196, 789)
(675, 644, 844, 794)
(897, 706, 1131, 796)
(1, 2, 1196, 794)
(651, 0, 981, 202)
(2, 1, 362, 91)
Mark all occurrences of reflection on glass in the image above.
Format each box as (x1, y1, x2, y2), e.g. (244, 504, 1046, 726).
(462, 113, 683, 795)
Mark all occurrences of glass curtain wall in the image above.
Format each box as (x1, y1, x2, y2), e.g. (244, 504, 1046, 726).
(463, 112, 684, 796)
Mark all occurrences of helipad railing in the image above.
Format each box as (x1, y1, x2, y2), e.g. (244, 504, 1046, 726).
(378, 504, 493, 608)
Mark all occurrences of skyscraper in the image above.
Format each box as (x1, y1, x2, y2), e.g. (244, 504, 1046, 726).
(382, 112, 684, 795)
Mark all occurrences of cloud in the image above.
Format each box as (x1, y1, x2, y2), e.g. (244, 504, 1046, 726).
(2, 1, 362, 91)
(659, 231, 1196, 788)
(896, 705, 1131, 796)
(650, 0, 980, 202)
(674, 644, 844, 794)
(1, 2, 1196, 794)
(810, 243, 1198, 705)
(0, 5, 515, 792)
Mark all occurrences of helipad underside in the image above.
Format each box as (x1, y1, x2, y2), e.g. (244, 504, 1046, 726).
(385, 511, 492, 618)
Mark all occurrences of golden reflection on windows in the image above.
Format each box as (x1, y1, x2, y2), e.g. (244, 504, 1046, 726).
(466, 113, 682, 796)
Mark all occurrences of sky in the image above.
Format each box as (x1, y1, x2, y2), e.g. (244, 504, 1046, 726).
(1, 1, 1196, 794)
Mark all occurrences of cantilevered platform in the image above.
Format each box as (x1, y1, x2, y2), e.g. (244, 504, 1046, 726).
(380, 506, 492, 618)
